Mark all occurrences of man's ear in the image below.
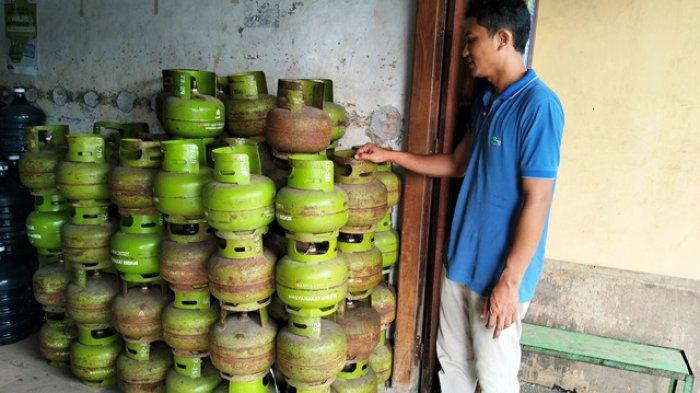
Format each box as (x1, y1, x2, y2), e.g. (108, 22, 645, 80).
(496, 28, 514, 50)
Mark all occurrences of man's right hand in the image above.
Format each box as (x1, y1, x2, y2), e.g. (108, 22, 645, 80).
(354, 143, 393, 163)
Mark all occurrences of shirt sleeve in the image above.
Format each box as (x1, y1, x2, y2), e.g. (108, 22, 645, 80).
(519, 97, 564, 179)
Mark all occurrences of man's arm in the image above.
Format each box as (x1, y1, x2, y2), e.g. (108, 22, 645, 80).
(354, 133, 472, 178)
(481, 177, 554, 338)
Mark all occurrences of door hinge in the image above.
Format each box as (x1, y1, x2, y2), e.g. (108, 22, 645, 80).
(415, 335, 424, 360)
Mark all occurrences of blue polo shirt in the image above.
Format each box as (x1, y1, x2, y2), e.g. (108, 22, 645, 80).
(445, 69, 564, 302)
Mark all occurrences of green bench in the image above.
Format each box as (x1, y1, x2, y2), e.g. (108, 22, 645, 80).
(521, 323, 695, 393)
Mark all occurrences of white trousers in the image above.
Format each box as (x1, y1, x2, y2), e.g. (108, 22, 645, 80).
(436, 274, 530, 393)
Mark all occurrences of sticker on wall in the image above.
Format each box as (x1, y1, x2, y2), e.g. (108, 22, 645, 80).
(4, 0, 38, 75)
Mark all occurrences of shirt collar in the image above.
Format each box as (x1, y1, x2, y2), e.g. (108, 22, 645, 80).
(481, 69, 538, 107)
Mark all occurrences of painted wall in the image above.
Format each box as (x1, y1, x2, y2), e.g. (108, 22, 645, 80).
(533, 0, 700, 280)
(0, 0, 415, 150)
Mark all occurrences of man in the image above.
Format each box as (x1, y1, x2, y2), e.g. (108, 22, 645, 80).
(354, 0, 564, 391)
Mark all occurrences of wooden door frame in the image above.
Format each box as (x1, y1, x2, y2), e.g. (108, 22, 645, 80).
(390, 0, 449, 392)
(391, 0, 472, 391)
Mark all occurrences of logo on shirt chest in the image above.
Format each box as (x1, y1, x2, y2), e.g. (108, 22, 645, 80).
(489, 136, 502, 147)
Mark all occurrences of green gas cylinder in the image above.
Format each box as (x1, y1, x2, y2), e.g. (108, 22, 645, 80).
(335, 301, 381, 363)
(373, 214, 398, 273)
(158, 69, 218, 125)
(117, 342, 172, 393)
(301, 79, 348, 143)
(277, 319, 347, 388)
(56, 134, 110, 205)
(112, 283, 169, 360)
(163, 71, 225, 138)
(276, 232, 348, 318)
(165, 358, 222, 393)
(19, 124, 69, 193)
(331, 149, 388, 233)
(61, 205, 116, 271)
(370, 282, 396, 329)
(162, 293, 219, 357)
(213, 375, 277, 393)
(39, 317, 76, 368)
(209, 310, 277, 380)
(109, 138, 162, 215)
(93, 121, 150, 166)
(331, 360, 378, 393)
(375, 162, 401, 208)
(26, 193, 70, 255)
(338, 232, 382, 300)
(70, 327, 123, 388)
(32, 259, 69, 311)
(154, 140, 212, 221)
(275, 154, 348, 234)
(202, 148, 275, 232)
(161, 237, 217, 294)
(368, 330, 392, 389)
(208, 229, 276, 311)
(225, 71, 276, 138)
(111, 214, 163, 284)
(66, 268, 119, 328)
(265, 79, 332, 153)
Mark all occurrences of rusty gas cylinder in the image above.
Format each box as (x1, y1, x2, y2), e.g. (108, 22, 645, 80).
(338, 232, 382, 300)
(331, 150, 388, 233)
(112, 283, 169, 360)
(225, 71, 277, 138)
(19, 125, 69, 193)
(116, 342, 172, 393)
(276, 318, 347, 388)
(370, 282, 396, 329)
(160, 237, 217, 293)
(32, 260, 69, 312)
(209, 309, 277, 379)
(162, 297, 219, 357)
(265, 79, 331, 153)
(335, 301, 381, 363)
(108, 138, 162, 215)
(208, 229, 276, 312)
(66, 268, 119, 326)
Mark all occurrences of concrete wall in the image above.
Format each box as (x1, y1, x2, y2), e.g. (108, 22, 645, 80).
(533, 0, 700, 281)
(526, 1, 700, 391)
(522, 259, 699, 393)
(0, 0, 416, 149)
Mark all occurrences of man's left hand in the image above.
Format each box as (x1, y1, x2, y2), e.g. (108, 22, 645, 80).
(481, 278, 520, 339)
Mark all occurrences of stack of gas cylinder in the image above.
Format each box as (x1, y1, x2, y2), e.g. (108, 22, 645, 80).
(23, 125, 73, 364)
(110, 132, 173, 392)
(156, 68, 224, 393)
(20, 68, 401, 393)
(56, 133, 121, 387)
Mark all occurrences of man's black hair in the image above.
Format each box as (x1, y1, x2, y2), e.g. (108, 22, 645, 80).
(465, 0, 531, 54)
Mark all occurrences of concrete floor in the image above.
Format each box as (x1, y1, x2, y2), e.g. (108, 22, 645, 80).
(0, 333, 117, 393)
(0, 333, 562, 393)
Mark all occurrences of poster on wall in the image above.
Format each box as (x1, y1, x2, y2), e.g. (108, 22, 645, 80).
(4, 0, 38, 75)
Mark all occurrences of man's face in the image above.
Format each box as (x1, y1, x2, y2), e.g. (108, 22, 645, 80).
(463, 18, 501, 78)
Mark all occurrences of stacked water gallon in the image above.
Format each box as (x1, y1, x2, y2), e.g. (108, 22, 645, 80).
(109, 136, 173, 392)
(1, 88, 46, 347)
(156, 69, 224, 393)
(57, 133, 121, 388)
(266, 79, 349, 393)
(21, 125, 74, 366)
